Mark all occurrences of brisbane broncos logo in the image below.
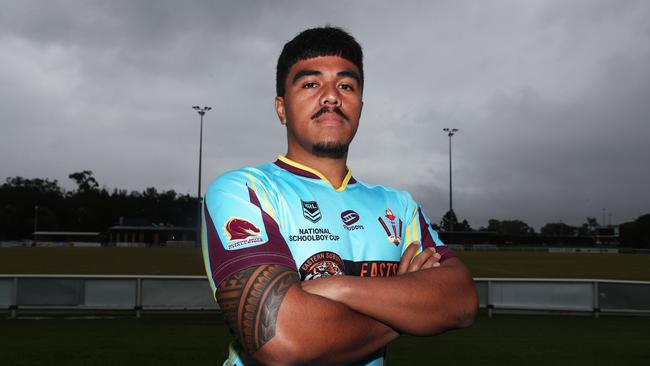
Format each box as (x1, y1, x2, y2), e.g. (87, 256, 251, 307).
(224, 217, 261, 241)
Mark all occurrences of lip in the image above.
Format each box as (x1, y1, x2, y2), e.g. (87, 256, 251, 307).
(315, 112, 344, 125)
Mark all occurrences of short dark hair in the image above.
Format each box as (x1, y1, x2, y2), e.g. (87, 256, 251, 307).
(276, 26, 364, 96)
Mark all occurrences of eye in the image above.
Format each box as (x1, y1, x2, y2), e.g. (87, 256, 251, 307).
(338, 83, 354, 91)
(303, 82, 319, 89)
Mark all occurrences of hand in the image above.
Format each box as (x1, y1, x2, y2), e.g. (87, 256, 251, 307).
(301, 275, 345, 302)
(397, 241, 441, 275)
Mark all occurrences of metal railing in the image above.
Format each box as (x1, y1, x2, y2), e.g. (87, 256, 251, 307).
(475, 278, 650, 317)
(1, 275, 649, 318)
(0, 274, 217, 318)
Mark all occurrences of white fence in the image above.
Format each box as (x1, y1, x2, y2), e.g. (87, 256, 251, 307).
(1, 275, 649, 318)
(475, 278, 650, 317)
(0, 275, 217, 318)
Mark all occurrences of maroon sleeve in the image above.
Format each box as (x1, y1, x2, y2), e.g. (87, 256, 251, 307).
(203, 176, 296, 289)
(417, 207, 456, 263)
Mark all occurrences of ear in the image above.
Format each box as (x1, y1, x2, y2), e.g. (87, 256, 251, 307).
(275, 96, 286, 125)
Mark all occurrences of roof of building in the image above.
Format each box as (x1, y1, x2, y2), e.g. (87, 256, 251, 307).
(33, 231, 101, 236)
(107, 225, 195, 232)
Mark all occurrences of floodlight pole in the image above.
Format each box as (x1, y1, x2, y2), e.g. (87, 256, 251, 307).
(443, 128, 459, 223)
(193, 106, 211, 247)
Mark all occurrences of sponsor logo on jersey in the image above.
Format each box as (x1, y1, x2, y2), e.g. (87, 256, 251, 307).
(289, 227, 340, 242)
(301, 200, 322, 223)
(377, 208, 402, 245)
(341, 210, 360, 225)
(340, 210, 364, 231)
(343, 260, 400, 277)
(223, 217, 265, 250)
(299, 251, 345, 281)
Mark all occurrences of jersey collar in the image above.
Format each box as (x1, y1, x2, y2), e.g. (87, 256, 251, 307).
(274, 155, 357, 192)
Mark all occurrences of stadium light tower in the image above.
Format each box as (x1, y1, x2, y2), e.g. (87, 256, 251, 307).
(193, 105, 211, 246)
(443, 128, 459, 230)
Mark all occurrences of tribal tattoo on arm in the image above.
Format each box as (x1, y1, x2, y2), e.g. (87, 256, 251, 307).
(216, 264, 299, 354)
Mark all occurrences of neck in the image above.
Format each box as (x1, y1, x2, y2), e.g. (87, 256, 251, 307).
(285, 150, 349, 189)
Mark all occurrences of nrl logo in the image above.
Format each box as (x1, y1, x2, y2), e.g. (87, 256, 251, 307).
(377, 208, 402, 245)
(301, 200, 322, 223)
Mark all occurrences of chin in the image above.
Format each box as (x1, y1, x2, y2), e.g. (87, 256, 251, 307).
(311, 141, 349, 159)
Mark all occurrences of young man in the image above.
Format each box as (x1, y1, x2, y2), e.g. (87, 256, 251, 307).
(202, 27, 477, 366)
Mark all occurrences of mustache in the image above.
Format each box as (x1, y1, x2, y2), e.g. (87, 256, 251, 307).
(311, 106, 349, 121)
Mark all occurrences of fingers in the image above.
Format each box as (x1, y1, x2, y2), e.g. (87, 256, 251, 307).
(398, 243, 443, 275)
(398, 241, 421, 275)
(420, 250, 442, 270)
(407, 247, 435, 272)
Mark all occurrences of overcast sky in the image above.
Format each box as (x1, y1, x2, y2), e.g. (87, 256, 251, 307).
(1, 0, 649, 230)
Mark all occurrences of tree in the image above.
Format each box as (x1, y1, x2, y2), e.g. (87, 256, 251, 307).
(541, 222, 578, 237)
(620, 214, 650, 248)
(456, 219, 473, 231)
(0, 172, 200, 240)
(485, 219, 535, 236)
(68, 171, 99, 193)
(439, 211, 473, 232)
(578, 217, 600, 236)
(0, 177, 65, 239)
(440, 210, 458, 231)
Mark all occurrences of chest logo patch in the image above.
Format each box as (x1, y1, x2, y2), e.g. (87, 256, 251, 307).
(378, 208, 402, 246)
(301, 200, 322, 223)
(299, 251, 345, 281)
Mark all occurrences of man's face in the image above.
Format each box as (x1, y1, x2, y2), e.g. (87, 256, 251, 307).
(275, 56, 363, 159)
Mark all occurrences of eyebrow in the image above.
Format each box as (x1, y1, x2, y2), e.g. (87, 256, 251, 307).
(292, 69, 321, 84)
(292, 69, 362, 85)
(337, 70, 361, 85)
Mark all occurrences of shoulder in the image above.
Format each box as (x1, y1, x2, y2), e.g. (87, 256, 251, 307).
(206, 163, 278, 196)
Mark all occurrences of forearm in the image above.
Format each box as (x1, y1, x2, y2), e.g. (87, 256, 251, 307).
(265, 283, 398, 365)
(217, 264, 397, 366)
(304, 258, 477, 336)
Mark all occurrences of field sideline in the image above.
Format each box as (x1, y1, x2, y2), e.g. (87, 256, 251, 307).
(1, 247, 650, 280)
(2, 314, 649, 366)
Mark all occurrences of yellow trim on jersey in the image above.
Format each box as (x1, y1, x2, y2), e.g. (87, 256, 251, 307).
(248, 170, 278, 226)
(411, 208, 422, 254)
(405, 223, 412, 245)
(225, 343, 237, 366)
(263, 189, 278, 223)
(411, 209, 419, 242)
(262, 189, 274, 217)
(247, 171, 258, 194)
(404, 208, 422, 256)
(277, 155, 353, 192)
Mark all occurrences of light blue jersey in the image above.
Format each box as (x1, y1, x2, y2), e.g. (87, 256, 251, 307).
(202, 155, 453, 366)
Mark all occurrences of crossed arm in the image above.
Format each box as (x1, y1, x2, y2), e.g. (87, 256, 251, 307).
(216, 244, 478, 365)
(217, 264, 398, 366)
(302, 244, 478, 336)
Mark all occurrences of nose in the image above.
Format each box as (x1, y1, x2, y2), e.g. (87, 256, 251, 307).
(320, 84, 341, 106)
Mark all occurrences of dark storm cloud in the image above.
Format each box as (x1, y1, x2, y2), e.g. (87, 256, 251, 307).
(1, 0, 648, 229)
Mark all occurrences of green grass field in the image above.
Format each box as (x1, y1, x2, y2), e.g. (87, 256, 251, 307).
(2, 248, 650, 365)
(2, 314, 649, 366)
(1, 247, 650, 280)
